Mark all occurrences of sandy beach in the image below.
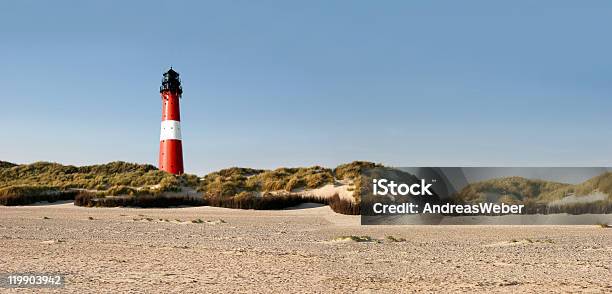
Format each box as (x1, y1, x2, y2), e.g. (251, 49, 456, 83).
(0, 203, 610, 293)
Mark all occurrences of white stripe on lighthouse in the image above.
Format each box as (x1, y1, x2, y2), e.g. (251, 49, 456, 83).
(160, 120, 182, 140)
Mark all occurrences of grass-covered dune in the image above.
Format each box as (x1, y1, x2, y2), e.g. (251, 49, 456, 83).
(0, 185, 79, 206)
(456, 175, 612, 203)
(198, 166, 334, 197)
(0, 161, 199, 205)
(0, 161, 17, 169)
(455, 177, 570, 204)
(2, 160, 610, 214)
(192, 161, 376, 215)
(455, 175, 612, 214)
(198, 161, 380, 200)
(0, 160, 371, 214)
(538, 172, 612, 202)
(0, 161, 198, 191)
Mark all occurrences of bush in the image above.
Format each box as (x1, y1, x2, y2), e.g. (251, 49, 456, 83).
(332, 161, 382, 203)
(74, 191, 360, 215)
(328, 194, 360, 215)
(159, 176, 181, 192)
(199, 166, 335, 197)
(75, 193, 204, 208)
(539, 172, 612, 202)
(0, 161, 197, 191)
(0, 185, 78, 206)
(456, 176, 570, 203)
(333, 161, 380, 181)
(333, 235, 374, 242)
(106, 185, 138, 196)
(0, 161, 16, 169)
(1, 161, 364, 214)
(205, 193, 315, 210)
(204, 192, 360, 215)
(454, 173, 612, 214)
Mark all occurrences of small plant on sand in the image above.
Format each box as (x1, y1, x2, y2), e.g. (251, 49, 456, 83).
(88, 216, 94, 220)
(509, 238, 554, 244)
(205, 219, 226, 224)
(191, 219, 204, 224)
(333, 235, 374, 242)
(385, 235, 406, 242)
(597, 222, 611, 228)
(42, 216, 50, 220)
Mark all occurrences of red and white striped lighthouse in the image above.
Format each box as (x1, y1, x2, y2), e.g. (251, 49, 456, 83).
(158, 67, 184, 174)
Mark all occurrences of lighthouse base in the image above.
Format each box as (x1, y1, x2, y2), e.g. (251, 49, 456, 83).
(159, 139, 184, 175)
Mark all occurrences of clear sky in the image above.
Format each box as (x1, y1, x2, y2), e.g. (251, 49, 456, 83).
(1, 1, 612, 174)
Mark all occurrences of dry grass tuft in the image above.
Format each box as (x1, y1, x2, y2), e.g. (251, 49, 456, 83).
(385, 235, 406, 242)
(333, 235, 375, 242)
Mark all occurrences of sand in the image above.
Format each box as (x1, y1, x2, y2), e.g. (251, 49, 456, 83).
(0, 203, 610, 293)
(296, 180, 355, 201)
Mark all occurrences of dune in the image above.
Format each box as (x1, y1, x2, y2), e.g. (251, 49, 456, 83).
(291, 180, 355, 201)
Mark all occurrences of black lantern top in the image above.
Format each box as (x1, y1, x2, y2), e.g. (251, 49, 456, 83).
(160, 67, 183, 95)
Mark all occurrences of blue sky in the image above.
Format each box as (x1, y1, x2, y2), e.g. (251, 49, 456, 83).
(1, 1, 612, 174)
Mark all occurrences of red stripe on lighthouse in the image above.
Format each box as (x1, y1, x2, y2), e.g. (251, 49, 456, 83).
(159, 140, 183, 174)
(161, 92, 181, 121)
(158, 68, 184, 175)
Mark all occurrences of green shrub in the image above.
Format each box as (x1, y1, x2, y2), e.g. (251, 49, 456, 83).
(333, 161, 381, 181)
(159, 176, 181, 192)
(539, 172, 612, 202)
(105, 185, 136, 196)
(0, 185, 78, 205)
(1, 161, 363, 215)
(385, 236, 406, 242)
(332, 161, 381, 203)
(0, 161, 198, 191)
(74, 193, 204, 208)
(284, 176, 303, 191)
(0, 161, 16, 169)
(456, 177, 570, 203)
(0, 161, 200, 204)
(199, 166, 334, 196)
(202, 192, 359, 215)
(333, 235, 374, 242)
(455, 173, 612, 215)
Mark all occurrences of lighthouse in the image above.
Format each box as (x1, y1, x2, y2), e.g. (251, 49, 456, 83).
(158, 67, 184, 174)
